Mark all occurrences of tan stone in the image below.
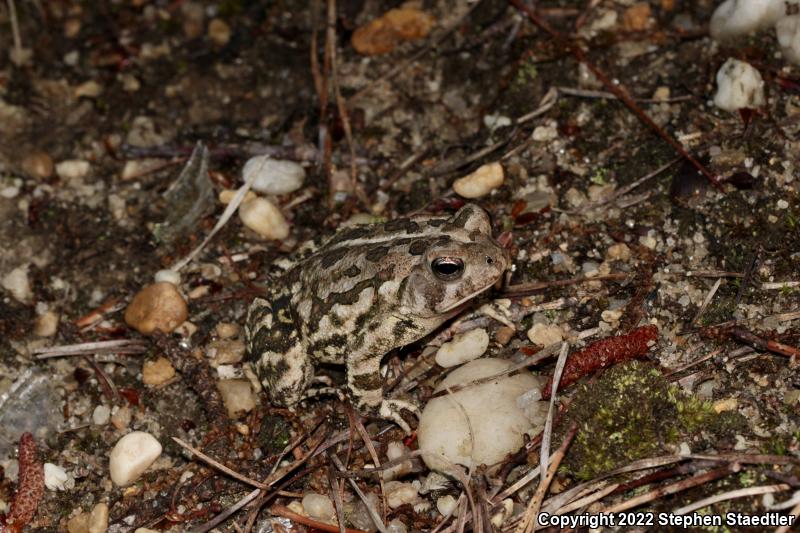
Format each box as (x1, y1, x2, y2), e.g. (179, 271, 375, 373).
(142, 357, 176, 386)
(124, 282, 188, 335)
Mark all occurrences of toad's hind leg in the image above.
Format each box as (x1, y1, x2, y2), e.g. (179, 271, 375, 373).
(246, 297, 314, 407)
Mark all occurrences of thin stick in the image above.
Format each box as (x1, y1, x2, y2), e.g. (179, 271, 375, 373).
(570, 157, 680, 214)
(503, 273, 628, 296)
(191, 488, 261, 533)
(329, 453, 389, 533)
(327, 464, 347, 533)
(328, 0, 368, 208)
(774, 499, 800, 533)
(540, 342, 569, 474)
(691, 278, 722, 327)
(34, 339, 147, 359)
(673, 483, 790, 515)
(600, 465, 736, 513)
(762, 281, 800, 290)
(173, 437, 267, 488)
(269, 504, 370, 533)
(515, 424, 578, 533)
(6, 0, 23, 58)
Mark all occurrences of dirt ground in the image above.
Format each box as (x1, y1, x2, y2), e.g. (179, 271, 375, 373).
(1, 0, 799, 532)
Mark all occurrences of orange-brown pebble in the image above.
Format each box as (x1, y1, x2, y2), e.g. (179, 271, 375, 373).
(623, 3, 652, 31)
(21, 150, 54, 179)
(124, 282, 188, 335)
(352, 7, 435, 56)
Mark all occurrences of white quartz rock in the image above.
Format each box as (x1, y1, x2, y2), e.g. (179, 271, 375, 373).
(384, 481, 419, 509)
(301, 492, 335, 521)
(243, 156, 305, 195)
(418, 358, 548, 473)
(776, 15, 800, 65)
(44, 463, 69, 490)
(713, 58, 765, 111)
(710, 0, 783, 41)
(108, 431, 162, 486)
(435, 328, 489, 368)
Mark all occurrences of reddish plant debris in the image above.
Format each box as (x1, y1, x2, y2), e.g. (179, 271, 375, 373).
(118, 387, 141, 406)
(541, 324, 659, 399)
(0, 433, 45, 533)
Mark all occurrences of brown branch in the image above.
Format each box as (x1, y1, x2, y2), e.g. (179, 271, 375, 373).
(269, 504, 370, 533)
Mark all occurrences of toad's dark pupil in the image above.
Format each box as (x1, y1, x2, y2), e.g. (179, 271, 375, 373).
(432, 257, 464, 280)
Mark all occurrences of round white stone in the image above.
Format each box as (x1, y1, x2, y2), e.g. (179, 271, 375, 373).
(418, 358, 548, 473)
(243, 156, 305, 195)
(301, 492, 334, 521)
(92, 405, 111, 425)
(108, 431, 162, 486)
(713, 58, 765, 111)
(55, 160, 91, 180)
(239, 197, 290, 240)
(452, 162, 504, 198)
(1, 265, 32, 303)
(44, 463, 69, 490)
(435, 328, 490, 368)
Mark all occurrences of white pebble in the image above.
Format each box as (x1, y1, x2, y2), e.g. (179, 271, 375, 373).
(777, 199, 789, 209)
(44, 463, 69, 490)
(418, 358, 548, 473)
(154, 269, 181, 285)
(239, 197, 290, 240)
(55, 159, 91, 180)
(217, 379, 256, 417)
(384, 481, 419, 509)
(1, 265, 32, 303)
(710, 0, 783, 41)
(435, 328, 489, 368)
(108, 431, 162, 486)
(713, 58, 765, 111)
(92, 405, 111, 425)
(532, 124, 558, 142)
(243, 156, 305, 195)
(453, 162, 504, 198)
(436, 495, 458, 516)
(0, 185, 19, 198)
(526, 323, 564, 346)
(301, 492, 335, 521)
(777, 15, 800, 65)
(387, 519, 408, 533)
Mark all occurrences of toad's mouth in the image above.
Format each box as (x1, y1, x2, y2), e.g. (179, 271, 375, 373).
(437, 282, 496, 314)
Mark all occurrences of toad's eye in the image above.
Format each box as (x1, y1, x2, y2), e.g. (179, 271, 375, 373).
(431, 257, 465, 281)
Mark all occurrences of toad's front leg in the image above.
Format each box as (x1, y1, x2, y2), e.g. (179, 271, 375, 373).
(346, 354, 419, 434)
